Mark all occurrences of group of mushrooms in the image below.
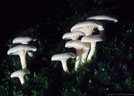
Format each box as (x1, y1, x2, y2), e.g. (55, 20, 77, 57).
(51, 15, 118, 72)
(7, 15, 118, 85)
(7, 37, 37, 84)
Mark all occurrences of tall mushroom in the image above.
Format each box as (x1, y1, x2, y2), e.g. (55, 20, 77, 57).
(65, 40, 90, 71)
(11, 69, 30, 85)
(51, 52, 75, 73)
(70, 21, 104, 36)
(7, 45, 37, 69)
(12, 36, 36, 57)
(81, 35, 103, 62)
(62, 31, 85, 40)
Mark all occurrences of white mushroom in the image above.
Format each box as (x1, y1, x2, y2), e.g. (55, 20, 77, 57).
(12, 36, 36, 44)
(87, 15, 118, 23)
(51, 52, 75, 73)
(70, 21, 104, 36)
(62, 31, 85, 40)
(7, 45, 37, 69)
(65, 40, 89, 71)
(11, 69, 30, 85)
(81, 35, 103, 62)
(12, 36, 36, 57)
(87, 15, 118, 38)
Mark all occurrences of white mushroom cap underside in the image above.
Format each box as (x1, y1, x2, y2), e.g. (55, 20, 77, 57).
(81, 35, 103, 43)
(11, 69, 30, 78)
(65, 40, 89, 49)
(62, 31, 85, 40)
(51, 52, 75, 61)
(71, 21, 104, 32)
(7, 45, 37, 55)
(87, 15, 118, 23)
(12, 37, 35, 44)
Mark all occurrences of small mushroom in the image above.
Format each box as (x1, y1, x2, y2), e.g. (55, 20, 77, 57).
(81, 35, 103, 62)
(65, 40, 89, 71)
(51, 52, 75, 73)
(11, 69, 30, 85)
(7, 45, 37, 69)
(70, 21, 104, 36)
(62, 31, 85, 40)
(12, 36, 36, 57)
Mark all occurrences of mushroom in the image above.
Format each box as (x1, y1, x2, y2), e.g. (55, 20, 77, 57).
(12, 36, 36, 44)
(11, 69, 30, 85)
(7, 45, 37, 69)
(65, 40, 90, 71)
(12, 36, 36, 57)
(87, 15, 118, 38)
(81, 35, 103, 62)
(70, 21, 104, 36)
(87, 15, 118, 23)
(51, 52, 75, 72)
(62, 31, 85, 40)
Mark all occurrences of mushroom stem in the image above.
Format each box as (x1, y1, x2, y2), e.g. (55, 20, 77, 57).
(81, 43, 90, 63)
(19, 51, 27, 69)
(81, 48, 90, 63)
(87, 43, 96, 61)
(61, 60, 69, 73)
(18, 75, 25, 85)
(75, 49, 82, 71)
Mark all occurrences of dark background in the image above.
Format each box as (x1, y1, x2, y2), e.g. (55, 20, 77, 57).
(0, 1, 134, 38)
(0, 0, 133, 57)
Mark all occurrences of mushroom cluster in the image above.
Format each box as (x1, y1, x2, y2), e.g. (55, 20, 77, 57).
(7, 36, 37, 85)
(52, 15, 118, 72)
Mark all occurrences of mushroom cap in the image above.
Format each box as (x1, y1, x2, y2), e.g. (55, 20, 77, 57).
(62, 31, 85, 40)
(65, 40, 89, 49)
(71, 21, 104, 33)
(87, 15, 118, 23)
(12, 36, 36, 44)
(81, 35, 103, 43)
(51, 52, 75, 61)
(11, 69, 30, 78)
(7, 45, 37, 55)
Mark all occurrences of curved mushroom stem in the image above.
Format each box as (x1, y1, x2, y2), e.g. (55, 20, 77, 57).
(81, 48, 90, 63)
(19, 50, 27, 69)
(75, 49, 82, 71)
(61, 60, 69, 73)
(81, 43, 90, 63)
(18, 75, 25, 85)
(87, 42, 96, 61)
